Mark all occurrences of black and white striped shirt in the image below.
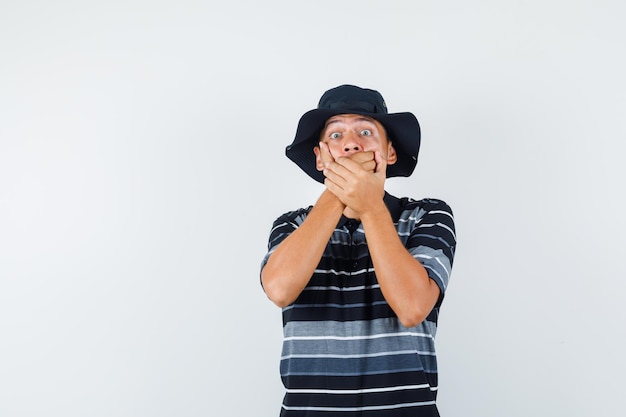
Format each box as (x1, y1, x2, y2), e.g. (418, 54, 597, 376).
(262, 193, 456, 417)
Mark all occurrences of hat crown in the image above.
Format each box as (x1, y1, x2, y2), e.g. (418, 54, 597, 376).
(318, 84, 388, 115)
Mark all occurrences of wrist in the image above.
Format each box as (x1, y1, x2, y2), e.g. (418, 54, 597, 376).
(319, 188, 346, 210)
(359, 200, 389, 224)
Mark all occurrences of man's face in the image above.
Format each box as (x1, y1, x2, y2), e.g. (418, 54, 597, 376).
(318, 114, 392, 159)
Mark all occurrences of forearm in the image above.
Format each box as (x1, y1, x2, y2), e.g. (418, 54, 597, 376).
(360, 203, 440, 327)
(261, 190, 345, 308)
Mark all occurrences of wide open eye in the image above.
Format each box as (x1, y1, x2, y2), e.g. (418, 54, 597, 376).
(360, 129, 372, 136)
(330, 132, 342, 139)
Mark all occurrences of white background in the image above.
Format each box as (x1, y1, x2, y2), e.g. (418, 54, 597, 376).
(1, 1, 625, 416)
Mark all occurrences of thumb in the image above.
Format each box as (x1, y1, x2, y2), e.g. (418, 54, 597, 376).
(318, 141, 334, 169)
(374, 149, 388, 177)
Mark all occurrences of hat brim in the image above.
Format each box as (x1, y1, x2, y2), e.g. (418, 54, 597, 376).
(286, 108, 421, 183)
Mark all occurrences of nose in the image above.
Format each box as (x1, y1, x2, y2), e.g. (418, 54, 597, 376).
(341, 132, 362, 156)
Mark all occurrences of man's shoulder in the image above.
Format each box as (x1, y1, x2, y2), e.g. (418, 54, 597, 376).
(389, 194, 454, 218)
(274, 205, 314, 223)
(402, 197, 453, 213)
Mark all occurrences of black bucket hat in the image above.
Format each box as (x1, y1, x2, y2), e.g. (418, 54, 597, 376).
(285, 84, 421, 183)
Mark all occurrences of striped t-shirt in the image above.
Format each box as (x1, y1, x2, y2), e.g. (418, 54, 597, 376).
(262, 193, 456, 417)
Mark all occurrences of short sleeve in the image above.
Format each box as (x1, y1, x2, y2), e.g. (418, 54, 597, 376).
(260, 208, 311, 281)
(405, 200, 456, 303)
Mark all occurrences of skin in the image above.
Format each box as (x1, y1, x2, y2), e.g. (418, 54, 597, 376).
(262, 114, 440, 327)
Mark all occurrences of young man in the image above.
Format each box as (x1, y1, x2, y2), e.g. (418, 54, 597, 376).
(261, 85, 456, 416)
